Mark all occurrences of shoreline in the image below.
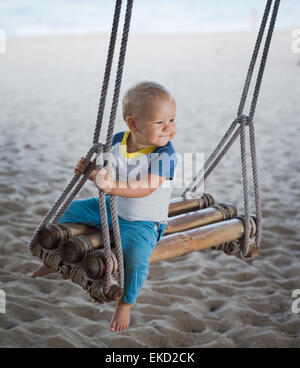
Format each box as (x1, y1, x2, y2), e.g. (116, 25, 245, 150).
(4, 27, 296, 40)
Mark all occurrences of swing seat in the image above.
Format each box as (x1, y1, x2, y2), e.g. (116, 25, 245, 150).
(32, 194, 258, 304)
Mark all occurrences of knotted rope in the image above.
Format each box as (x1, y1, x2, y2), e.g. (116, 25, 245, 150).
(28, 0, 134, 299)
(183, 0, 281, 256)
(96, 0, 134, 295)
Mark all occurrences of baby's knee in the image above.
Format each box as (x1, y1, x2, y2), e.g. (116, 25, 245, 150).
(58, 197, 100, 226)
(59, 200, 83, 221)
(123, 247, 150, 271)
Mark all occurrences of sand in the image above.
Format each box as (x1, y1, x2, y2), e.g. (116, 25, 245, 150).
(0, 29, 300, 348)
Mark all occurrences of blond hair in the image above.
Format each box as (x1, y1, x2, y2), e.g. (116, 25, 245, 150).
(122, 81, 173, 121)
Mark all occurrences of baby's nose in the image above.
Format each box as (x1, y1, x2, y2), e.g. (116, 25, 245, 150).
(163, 121, 171, 130)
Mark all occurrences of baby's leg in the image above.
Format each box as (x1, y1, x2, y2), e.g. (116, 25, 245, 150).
(110, 220, 158, 332)
(58, 196, 112, 228)
(31, 196, 112, 278)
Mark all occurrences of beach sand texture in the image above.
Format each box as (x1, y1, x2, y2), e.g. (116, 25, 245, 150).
(0, 30, 300, 347)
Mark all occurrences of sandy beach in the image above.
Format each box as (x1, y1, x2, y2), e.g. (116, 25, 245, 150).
(0, 29, 300, 348)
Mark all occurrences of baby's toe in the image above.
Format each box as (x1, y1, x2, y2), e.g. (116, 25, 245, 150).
(109, 321, 116, 331)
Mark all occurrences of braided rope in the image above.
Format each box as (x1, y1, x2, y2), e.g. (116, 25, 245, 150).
(189, 119, 242, 195)
(104, 0, 134, 151)
(29, 1, 128, 298)
(247, 0, 281, 247)
(237, 0, 273, 117)
(28, 144, 97, 252)
(185, 0, 274, 197)
(248, 0, 281, 124)
(109, 195, 124, 287)
(248, 121, 262, 247)
(28, 172, 81, 252)
(98, 0, 134, 293)
(239, 116, 251, 256)
(97, 145, 113, 294)
(28, 1, 133, 301)
(184, 0, 274, 198)
(93, 0, 123, 144)
(183, 0, 281, 251)
(52, 158, 97, 223)
(182, 118, 239, 197)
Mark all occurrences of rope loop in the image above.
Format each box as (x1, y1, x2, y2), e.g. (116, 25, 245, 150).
(237, 114, 249, 127)
(77, 143, 100, 179)
(96, 142, 105, 169)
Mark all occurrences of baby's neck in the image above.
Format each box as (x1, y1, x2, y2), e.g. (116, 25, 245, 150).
(127, 132, 155, 153)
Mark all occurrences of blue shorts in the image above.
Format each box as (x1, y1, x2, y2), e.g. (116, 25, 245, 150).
(58, 195, 167, 304)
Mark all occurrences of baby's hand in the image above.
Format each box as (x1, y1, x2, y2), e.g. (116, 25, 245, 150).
(94, 168, 116, 194)
(74, 157, 96, 181)
(74, 157, 85, 175)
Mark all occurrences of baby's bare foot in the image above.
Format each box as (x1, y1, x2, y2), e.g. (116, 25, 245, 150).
(110, 300, 132, 332)
(30, 265, 56, 278)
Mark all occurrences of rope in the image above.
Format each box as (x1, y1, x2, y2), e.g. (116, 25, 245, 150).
(247, 0, 282, 248)
(28, 172, 81, 252)
(109, 195, 124, 288)
(93, 0, 122, 144)
(237, 0, 273, 117)
(182, 118, 238, 197)
(239, 116, 251, 256)
(52, 158, 97, 223)
(97, 146, 113, 294)
(28, 145, 97, 252)
(98, 0, 134, 293)
(183, 0, 281, 253)
(28, 0, 132, 299)
(184, 0, 274, 196)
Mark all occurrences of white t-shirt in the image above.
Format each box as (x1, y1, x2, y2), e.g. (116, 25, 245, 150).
(107, 130, 177, 223)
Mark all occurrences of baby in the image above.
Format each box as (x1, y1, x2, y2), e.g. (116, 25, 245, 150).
(31, 81, 177, 332)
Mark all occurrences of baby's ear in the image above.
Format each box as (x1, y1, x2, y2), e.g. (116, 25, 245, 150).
(126, 115, 137, 132)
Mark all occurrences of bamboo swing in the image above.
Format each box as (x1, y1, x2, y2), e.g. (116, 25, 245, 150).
(33, 194, 258, 303)
(28, 0, 281, 304)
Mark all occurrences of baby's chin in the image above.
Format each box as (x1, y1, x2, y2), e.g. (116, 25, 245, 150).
(155, 136, 172, 147)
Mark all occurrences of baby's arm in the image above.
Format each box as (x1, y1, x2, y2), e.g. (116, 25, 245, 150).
(94, 169, 166, 198)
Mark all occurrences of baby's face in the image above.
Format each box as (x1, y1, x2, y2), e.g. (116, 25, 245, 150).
(135, 97, 176, 147)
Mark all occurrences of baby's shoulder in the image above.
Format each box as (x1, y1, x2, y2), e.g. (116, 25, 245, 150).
(112, 130, 126, 146)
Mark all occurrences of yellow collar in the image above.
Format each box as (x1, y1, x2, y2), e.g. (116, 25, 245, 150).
(121, 131, 157, 158)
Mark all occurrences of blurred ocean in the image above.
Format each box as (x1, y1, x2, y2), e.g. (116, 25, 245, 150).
(1, 0, 299, 37)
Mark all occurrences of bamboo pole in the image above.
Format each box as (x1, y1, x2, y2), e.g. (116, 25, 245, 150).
(58, 203, 235, 264)
(37, 193, 214, 250)
(38, 223, 97, 250)
(150, 217, 256, 263)
(83, 249, 119, 280)
(168, 192, 214, 217)
(83, 216, 256, 279)
(60, 232, 115, 264)
(164, 203, 237, 235)
(31, 243, 123, 303)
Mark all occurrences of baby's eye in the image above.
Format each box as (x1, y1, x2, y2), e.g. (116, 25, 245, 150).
(154, 121, 162, 124)
(170, 119, 175, 123)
